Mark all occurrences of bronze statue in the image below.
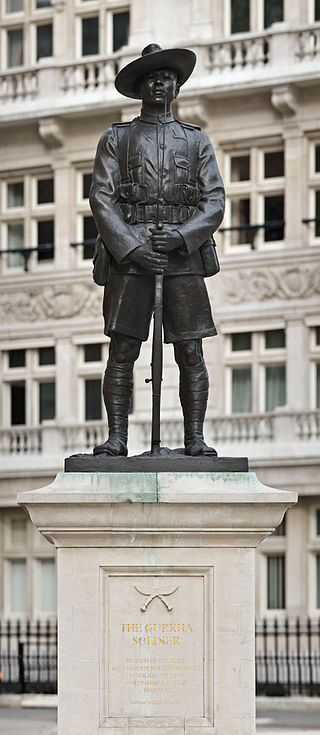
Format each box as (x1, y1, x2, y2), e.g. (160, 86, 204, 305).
(89, 43, 225, 458)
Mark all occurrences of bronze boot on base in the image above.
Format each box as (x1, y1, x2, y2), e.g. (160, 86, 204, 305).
(93, 361, 133, 456)
(179, 361, 218, 457)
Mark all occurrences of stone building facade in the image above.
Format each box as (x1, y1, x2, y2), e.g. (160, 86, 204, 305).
(0, 0, 319, 622)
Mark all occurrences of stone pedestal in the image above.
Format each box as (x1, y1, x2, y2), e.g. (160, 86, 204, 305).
(18, 472, 297, 735)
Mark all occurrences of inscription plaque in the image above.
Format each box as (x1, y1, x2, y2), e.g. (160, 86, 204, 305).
(107, 574, 204, 718)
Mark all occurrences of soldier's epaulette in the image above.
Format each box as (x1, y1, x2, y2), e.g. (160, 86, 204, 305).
(111, 121, 130, 128)
(175, 119, 201, 131)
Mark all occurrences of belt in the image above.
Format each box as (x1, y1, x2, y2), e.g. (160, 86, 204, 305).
(119, 202, 194, 225)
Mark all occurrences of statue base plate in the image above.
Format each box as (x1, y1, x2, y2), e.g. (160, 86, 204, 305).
(64, 447, 248, 473)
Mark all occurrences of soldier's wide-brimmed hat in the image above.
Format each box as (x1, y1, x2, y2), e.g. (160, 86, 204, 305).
(115, 43, 196, 100)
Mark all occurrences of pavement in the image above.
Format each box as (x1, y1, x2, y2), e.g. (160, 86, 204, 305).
(0, 707, 320, 734)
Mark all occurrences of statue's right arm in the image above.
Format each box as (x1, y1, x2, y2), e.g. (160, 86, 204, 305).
(89, 128, 144, 264)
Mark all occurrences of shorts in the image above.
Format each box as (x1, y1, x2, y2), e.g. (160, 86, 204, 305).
(103, 274, 217, 343)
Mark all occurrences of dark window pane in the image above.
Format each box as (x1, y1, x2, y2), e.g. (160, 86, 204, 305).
(83, 173, 92, 199)
(267, 555, 285, 609)
(231, 198, 251, 244)
(37, 220, 54, 260)
(265, 364, 286, 411)
(84, 343, 102, 362)
(37, 24, 53, 60)
(315, 145, 320, 172)
(83, 216, 97, 259)
(37, 178, 54, 204)
(274, 517, 286, 536)
(316, 191, 320, 237)
(7, 28, 23, 67)
(264, 151, 284, 178)
(316, 509, 320, 536)
(39, 382, 55, 422)
(36, 0, 52, 7)
(317, 556, 320, 609)
(316, 0, 320, 20)
(231, 155, 250, 181)
(232, 367, 252, 413)
(316, 326, 320, 345)
(264, 194, 284, 241)
(82, 16, 99, 56)
(7, 0, 23, 10)
(264, 0, 283, 28)
(113, 11, 129, 52)
(85, 378, 101, 420)
(317, 363, 320, 409)
(11, 381, 25, 425)
(231, 0, 250, 33)
(9, 349, 25, 368)
(265, 329, 285, 349)
(7, 182, 24, 207)
(231, 333, 251, 351)
(39, 346, 55, 365)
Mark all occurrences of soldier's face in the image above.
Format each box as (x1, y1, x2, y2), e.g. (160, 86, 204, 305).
(139, 69, 179, 106)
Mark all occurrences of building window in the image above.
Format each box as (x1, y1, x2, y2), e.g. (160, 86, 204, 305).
(316, 555, 320, 609)
(7, 181, 24, 208)
(85, 378, 102, 420)
(11, 381, 26, 425)
(230, 198, 251, 245)
(84, 343, 102, 362)
(83, 215, 97, 259)
(39, 381, 55, 422)
(37, 178, 54, 204)
(264, 150, 284, 178)
(231, 332, 252, 351)
(315, 191, 320, 238)
(9, 560, 27, 613)
(264, 0, 283, 28)
(7, 222, 24, 267)
(38, 346, 55, 365)
(265, 364, 286, 411)
(316, 509, 320, 536)
(36, 0, 52, 7)
(231, 0, 250, 33)
(267, 555, 285, 609)
(231, 154, 250, 182)
(264, 194, 284, 241)
(39, 559, 56, 612)
(82, 173, 92, 200)
(37, 219, 54, 260)
(82, 16, 99, 56)
(6, 0, 24, 11)
(232, 367, 252, 413)
(36, 23, 53, 59)
(7, 27, 23, 67)
(265, 329, 285, 349)
(316, 363, 320, 408)
(112, 10, 129, 51)
(9, 348, 26, 368)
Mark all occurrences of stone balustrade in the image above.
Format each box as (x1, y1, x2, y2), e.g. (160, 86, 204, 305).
(1, 24, 320, 109)
(0, 410, 318, 460)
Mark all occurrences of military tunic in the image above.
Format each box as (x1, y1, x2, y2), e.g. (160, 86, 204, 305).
(90, 111, 225, 342)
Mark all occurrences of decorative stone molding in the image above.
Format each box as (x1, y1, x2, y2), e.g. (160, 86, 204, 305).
(177, 97, 209, 127)
(223, 264, 320, 303)
(271, 85, 298, 117)
(38, 117, 65, 148)
(0, 283, 102, 323)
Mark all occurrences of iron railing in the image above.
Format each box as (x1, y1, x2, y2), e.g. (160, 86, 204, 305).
(256, 618, 320, 696)
(0, 619, 57, 694)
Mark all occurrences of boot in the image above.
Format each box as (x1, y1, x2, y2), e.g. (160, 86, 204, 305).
(179, 360, 217, 457)
(93, 360, 133, 456)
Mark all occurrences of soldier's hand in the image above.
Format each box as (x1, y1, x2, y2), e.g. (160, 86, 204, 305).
(129, 242, 168, 273)
(151, 228, 184, 253)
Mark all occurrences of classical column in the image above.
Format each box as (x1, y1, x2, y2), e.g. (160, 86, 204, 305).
(285, 318, 309, 409)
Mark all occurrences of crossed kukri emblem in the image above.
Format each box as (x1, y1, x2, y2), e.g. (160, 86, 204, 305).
(134, 584, 179, 612)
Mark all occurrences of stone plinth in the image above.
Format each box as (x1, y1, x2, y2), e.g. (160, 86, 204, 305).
(18, 472, 297, 735)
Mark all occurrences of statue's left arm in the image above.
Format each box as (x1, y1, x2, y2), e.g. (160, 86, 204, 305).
(176, 130, 225, 255)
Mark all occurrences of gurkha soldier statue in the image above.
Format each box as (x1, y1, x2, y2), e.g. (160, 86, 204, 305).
(89, 43, 225, 460)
